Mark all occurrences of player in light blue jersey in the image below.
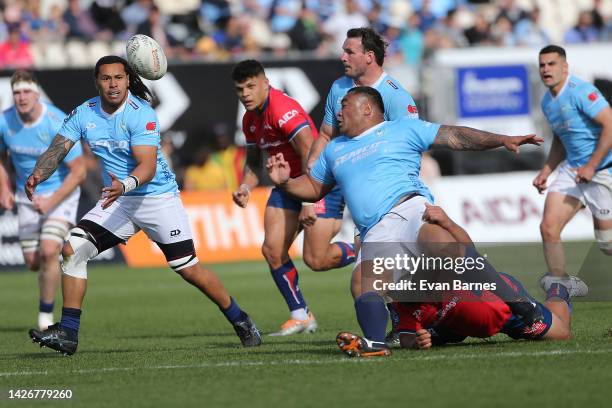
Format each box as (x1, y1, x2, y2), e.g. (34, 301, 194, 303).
(25, 56, 261, 355)
(268, 87, 546, 357)
(0, 70, 85, 331)
(535, 45, 612, 293)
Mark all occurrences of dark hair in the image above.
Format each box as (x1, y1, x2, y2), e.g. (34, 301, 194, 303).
(539, 45, 566, 59)
(231, 59, 265, 83)
(94, 55, 153, 102)
(346, 86, 384, 113)
(10, 69, 39, 87)
(346, 27, 387, 66)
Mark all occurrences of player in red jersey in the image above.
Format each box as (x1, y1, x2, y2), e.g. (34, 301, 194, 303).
(337, 205, 572, 357)
(231, 60, 355, 336)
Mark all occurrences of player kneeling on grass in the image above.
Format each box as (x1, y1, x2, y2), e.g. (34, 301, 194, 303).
(25, 56, 261, 356)
(339, 206, 572, 354)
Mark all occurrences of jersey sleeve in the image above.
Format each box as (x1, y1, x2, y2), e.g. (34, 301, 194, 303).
(58, 106, 84, 142)
(130, 106, 160, 146)
(386, 88, 419, 121)
(323, 87, 338, 128)
(573, 83, 609, 120)
(310, 144, 335, 185)
(272, 97, 311, 141)
(394, 303, 423, 334)
(403, 118, 441, 152)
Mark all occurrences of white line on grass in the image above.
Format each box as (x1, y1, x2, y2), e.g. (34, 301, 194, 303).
(2, 348, 611, 378)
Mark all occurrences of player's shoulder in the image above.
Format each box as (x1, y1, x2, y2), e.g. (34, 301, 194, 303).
(269, 87, 302, 110)
(44, 103, 67, 123)
(566, 75, 597, 96)
(126, 94, 155, 114)
(331, 76, 354, 90)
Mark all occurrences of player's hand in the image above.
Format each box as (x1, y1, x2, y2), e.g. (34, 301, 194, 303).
(32, 195, 55, 215)
(101, 172, 123, 209)
(503, 134, 544, 154)
(415, 329, 432, 350)
(572, 164, 596, 184)
(266, 153, 291, 186)
(532, 171, 549, 194)
(0, 187, 14, 210)
(232, 185, 251, 208)
(299, 203, 317, 227)
(25, 174, 41, 201)
(422, 203, 454, 230)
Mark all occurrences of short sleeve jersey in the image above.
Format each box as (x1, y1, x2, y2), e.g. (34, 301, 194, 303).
(243, 87, 317, 178)
(0, 102, 83, 194)
(58, 92, 177, 196)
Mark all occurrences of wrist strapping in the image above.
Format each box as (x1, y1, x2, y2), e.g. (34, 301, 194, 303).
(239, 183, 251, 193)
(120, 175, 140, 194)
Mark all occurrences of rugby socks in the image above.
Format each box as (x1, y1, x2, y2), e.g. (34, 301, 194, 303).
(221, 297, 248, 324)
(334, 242, 356, 267)
(59, 307, 81, 339)
(39, 300, 54, 313)
(354, 292, 387, 344)
(546, 283, 570, 305)
(464, 246, 525, 302)
(270, 259, 307, 312)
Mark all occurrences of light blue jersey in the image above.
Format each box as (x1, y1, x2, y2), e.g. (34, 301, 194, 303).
(323, 72, 419, 129)
(59, 92, 177, 196)
(541, 75, 611, 171)
(0, 102, 83, 194)
(311, 117, 440, 237)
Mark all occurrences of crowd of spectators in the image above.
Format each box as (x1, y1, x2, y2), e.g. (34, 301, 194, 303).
(1, 0, 612, 69)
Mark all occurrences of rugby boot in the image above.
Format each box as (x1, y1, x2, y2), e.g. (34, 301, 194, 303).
(540, 274, 588, 297)
(233, 314, 262, 347)
(29, 323, 78, 356)
(336, 332, 391, 358)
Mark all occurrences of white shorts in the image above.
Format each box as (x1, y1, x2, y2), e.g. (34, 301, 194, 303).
(16, 188, 80, 251)
(82, 192, 193, 244)
(549, 161, 612, 220)
(356, 195, 430, 265)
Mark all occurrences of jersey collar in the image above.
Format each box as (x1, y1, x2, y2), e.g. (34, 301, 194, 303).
(99, 91, 130, 118)
(256, 88, 271, 116)
(353, 71, 387, 88)
(352, 121, 386, 140)
(549, 75, 571, 100)
(16, 102, 46, 128)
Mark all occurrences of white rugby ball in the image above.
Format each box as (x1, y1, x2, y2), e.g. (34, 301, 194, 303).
(126, 34, 167, 80)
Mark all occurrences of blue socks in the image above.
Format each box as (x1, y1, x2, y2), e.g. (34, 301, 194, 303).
(39, 300, 54, 313)
(221, 297, 247, 324)
(59, 307, 81, 339)
(546, 283, 570, 305)
(270, 260, 307, 311)
(335, 242, 356, 267)
(354, 292, 388, 344)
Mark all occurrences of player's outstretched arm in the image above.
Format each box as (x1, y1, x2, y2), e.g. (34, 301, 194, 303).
(574, 106, 612, 183)
(433, 125, 543, 153)
(307, 123, 336, 170)
(26, 134, 75, 200)
(267, 153, 333, 202)
(232, 146, 261, 208)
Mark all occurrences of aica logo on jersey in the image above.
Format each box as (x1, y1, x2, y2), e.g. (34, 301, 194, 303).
(278, 110, 298, 127)
(457, 65, 529, 118)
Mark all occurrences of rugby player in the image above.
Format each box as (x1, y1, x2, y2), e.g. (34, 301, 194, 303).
(267, 86, 546, 357)
(26, 56, 261, 355)
(534, 45, 611, 293)
(0, 70, 85, 330)
(231, 59, 355, 336)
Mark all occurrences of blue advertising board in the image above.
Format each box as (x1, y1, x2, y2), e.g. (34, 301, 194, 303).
(457, 65, 530, 118)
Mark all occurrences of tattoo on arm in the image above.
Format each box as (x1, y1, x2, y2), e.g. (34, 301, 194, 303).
(33, 135, 75, 182)
(434, 125, 504, 151)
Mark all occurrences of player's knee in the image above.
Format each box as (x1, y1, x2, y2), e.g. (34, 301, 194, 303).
(303, 253, 327, 271)
(540, 219, 561, 240)
(24, 255, 40, 271)
(157, 239, 200, 274)
(61, 227, 99, 280)
(595, 229, 612, 255)
(39, 242, 61, 264)
(261, 243, 283, 267)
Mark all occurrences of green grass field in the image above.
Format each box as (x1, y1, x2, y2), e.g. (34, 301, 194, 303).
(1, 243, 611, 407)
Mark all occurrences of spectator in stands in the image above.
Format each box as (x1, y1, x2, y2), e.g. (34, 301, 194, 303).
(63, 0, 101, 41)
(416, 0, 438, 32)
(495, 0, 527, 28)
(211, 123, 246, 191)
(269, 0, 302, 33)
(90, 0, 126, 36)
(426, 8, 468, 50)
(564, 10, 600, 44)
(365, 2, 387, 36)
(212, 15, 244, 54)
(121, 0, 153, 35)
(464, 11, 494, 46)
(183, 146, 228, 191)
(398, 13, 425, 66)
(491, 14, 517, 46)
(137, 5, 175, 58)
(288, 6, 323, 51)
(0, 24, 34, 69)
(514, 7, 550, 46)
(322, 0, 368, 52)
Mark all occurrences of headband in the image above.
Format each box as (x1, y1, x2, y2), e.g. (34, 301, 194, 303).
(12, 81, 40, 93)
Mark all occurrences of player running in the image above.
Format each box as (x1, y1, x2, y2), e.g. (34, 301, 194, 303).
(0, 70, 85, 330)
(267, 86, 546, 357)
(26, 56, 261, 355)
(231, 59, 356, 336)
(535, 45, 611, 293)
(338, 205, 572, 356)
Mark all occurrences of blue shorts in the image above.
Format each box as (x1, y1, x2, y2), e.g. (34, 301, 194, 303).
(267, 186, 345, 220)
(500, 273, 553, 340)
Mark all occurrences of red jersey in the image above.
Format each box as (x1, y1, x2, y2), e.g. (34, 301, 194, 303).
(394, 290, 512, 339)
(243, 87, 317, 178)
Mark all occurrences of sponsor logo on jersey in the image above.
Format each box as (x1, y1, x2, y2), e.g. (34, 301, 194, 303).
(249, 125, 256, 133)
(64, 109, 77, 123)
(386, 80, 398, 90)
(264, 123, 273, 131)
(408, 105, 418, 114)
(413, 309, 423, 321)
(92, 139, 129, 151)
(128, 99, 140, 110)
(588, 91, 599, 102)
(170, 229, 181, 237)
(146, 121, 156, 131)
(88, 101, 97, 107)
(86, 122, 96, 130)
(278, 109, 298, 127)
